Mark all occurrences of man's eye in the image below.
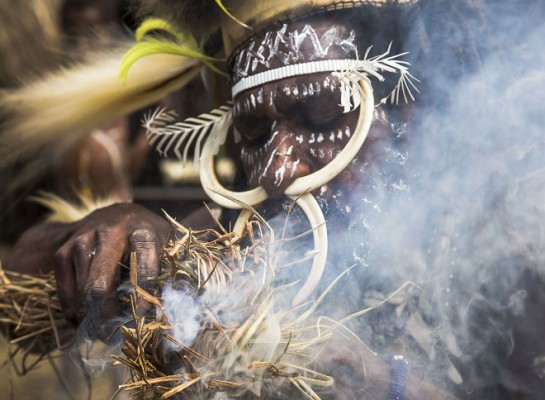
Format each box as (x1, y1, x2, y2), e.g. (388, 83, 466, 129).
(234, 118, 272, 143)
(305, 109, 344, 129)
(302, 93, 345, 128)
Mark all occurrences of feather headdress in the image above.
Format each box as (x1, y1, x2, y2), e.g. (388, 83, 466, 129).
(0, 16, 218, 194)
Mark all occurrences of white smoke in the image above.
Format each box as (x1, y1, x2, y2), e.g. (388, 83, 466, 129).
(162, 285, 202, 347)
(312, 1, 545, 397)
(99, 2, 545, 398)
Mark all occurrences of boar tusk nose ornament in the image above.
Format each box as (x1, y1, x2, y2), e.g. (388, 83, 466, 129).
(231, 192, 328, 306)
(141, 43, 415, 304)
(198, 80, 373, 304)
(289, 193, 328, 306)
(199, 79, 374, 209)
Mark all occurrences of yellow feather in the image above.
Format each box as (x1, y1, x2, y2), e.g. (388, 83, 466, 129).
(0, 45, 202, 193)
(214, 0, 252, 29)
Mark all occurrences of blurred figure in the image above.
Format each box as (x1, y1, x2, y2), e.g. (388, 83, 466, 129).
(0, 1, 144, 399)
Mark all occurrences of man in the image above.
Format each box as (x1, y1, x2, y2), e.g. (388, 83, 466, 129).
(5, 0, 545, 398)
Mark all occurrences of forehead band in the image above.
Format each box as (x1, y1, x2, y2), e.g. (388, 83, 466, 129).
(231, 58, 360, 97)
(231, 43, 418, 107)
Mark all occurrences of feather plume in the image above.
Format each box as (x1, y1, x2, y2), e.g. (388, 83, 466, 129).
(30, 191, 123, 223)
(120, 18, 223, 83)
(0, 45, 203, 194)
(332, 43, 420, 111)
(143, 103, 233, 166)
(0, 0, 63, 87)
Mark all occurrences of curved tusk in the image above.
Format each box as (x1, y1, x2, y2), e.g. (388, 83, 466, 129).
(284, 79, 374, 196)
(291, 193, 328, 306)
(199, 112, 268, 209)
(199, 79, 373, 209)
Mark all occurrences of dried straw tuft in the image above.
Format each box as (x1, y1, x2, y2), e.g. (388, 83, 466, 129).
(0, 209, 402, 398)
(0, 262, 74, 374)
(114, 214, 339, 399)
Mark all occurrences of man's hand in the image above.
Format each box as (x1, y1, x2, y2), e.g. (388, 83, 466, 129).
(7, 203, 171, 337)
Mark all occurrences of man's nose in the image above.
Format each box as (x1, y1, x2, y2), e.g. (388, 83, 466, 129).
(258, 121, 312, 198)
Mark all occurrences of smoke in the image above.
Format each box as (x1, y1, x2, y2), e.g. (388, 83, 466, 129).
(304, 0, 545, 398)
(163, 285, 202, 347)
(68, 1, 545, 398)
(166, 3, 545, 397)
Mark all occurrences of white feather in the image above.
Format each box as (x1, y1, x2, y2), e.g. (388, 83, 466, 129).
(143, 103, 233, 166)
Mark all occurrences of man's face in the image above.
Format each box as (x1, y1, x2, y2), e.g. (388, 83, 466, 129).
(232, 15, 391, 203)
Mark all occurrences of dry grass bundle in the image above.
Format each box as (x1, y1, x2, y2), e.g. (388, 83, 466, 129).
(113, 214, 347, 400)
(0, 263, 74, 374)
(0, 209, 406, 398)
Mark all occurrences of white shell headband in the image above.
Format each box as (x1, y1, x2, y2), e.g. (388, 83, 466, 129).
(231, 47, 418, 106)
(229, 22, 418, 103)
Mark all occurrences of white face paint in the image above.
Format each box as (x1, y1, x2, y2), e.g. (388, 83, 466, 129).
(232, 23, 358, 82)
(290, 159, 300, 178)
(274, 160, 287, 186)
(260, 148, 278, 184)
(269, 89, 276, 106)
(272, 145, 293, 186)
(257, 88, 264, 104)
(266, 130, 280, 149)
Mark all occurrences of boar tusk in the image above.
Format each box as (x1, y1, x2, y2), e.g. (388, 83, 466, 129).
(199, 112, 268, 209)
(291, 193, 328, 306)
(285, 79, 373, 196)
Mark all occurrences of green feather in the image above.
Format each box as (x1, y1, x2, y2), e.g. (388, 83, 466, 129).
(120, 18, 223, 84)
(214, 0, 252, 29)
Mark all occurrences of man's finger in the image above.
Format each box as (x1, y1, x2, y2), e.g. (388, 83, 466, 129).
(54, 243, 78, 325)
(71, 234, 94, 319)
(83, 229, 124, 338)
(129, 228, 161, 290)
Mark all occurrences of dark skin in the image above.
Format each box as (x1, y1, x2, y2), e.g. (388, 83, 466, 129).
(7, 204, 170, 336)
(233, 16, 363, 199)
(4, 0, 155, 335)
(234, 70, 360, 198)
(6, 13, 459, 399)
